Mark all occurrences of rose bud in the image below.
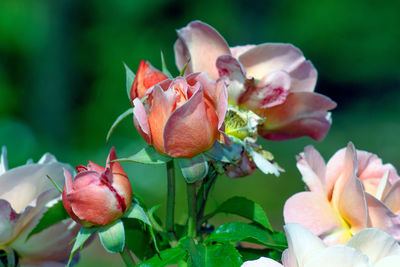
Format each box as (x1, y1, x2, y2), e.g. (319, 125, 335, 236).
(132, 72, 228, 158)
(62, 147, 132, 227)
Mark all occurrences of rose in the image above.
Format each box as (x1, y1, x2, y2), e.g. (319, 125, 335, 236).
(284, 143, 400, 245)
(62, 147, 132, 227)
(132, 72, 227, 158)
(174, 20, 336, 141)
(242, 224, 400, 267)
(0, 147, 79, 266)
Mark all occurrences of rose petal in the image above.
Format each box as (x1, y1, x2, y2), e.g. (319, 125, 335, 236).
(130, 60, 168, 101)
(147, 85, 177, 154)
(304, 245, 370, 267)
(283, 192, 343, 239)
(238, 43, 306, 80)
(133, 98, 152, 145)
(284, 223, 326, 266)
(163, 87, 219, 158)
(383, 180, 400, 213)
(258, 92, 336, 141)
(375, 256, 400, 267)
(0, 146, 8, 175)
(241, 257, 283, 267)
(174, 20, 230, 79)
(230, 45, 256, 58)
(0, 199, 18, 243)
(346, 227, 400, 264)
(296, 145, 326, 194)
(288, 60, 317, 92)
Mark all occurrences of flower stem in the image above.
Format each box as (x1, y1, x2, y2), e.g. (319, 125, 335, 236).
(119, 246, 136, 267)
(186, 182, 197, 238)
(166, 160, 176, 241)
(196, 166, 218, 229)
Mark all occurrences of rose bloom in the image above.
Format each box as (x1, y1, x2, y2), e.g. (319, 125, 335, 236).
(0, 147, 79, 266)
(62, 147, 132, 227)
(174, 20, 336, 141)
(242, 224, 400, 267)
(133, 72, 228, 158)
(284, 143, 400, 245)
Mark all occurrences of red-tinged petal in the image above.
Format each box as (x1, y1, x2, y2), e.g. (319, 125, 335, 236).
(289, 60, 317, 92)
(238, 43, 306, 80)
(242, 71, 291, 110)
(0, 199, 18, 243)
(133, 98, 152, 145)
(331, 143, 369, 233)
(148, 85, 177, 154)
(297, 145, 327, 195)
(284, 192, 343, 238)
(186, 72, 228, 128)
(216, 55, 247, 104)
(383, 180, 400, 214)
(86, 161, 104, 173)
(365, 193, 400, 242)
(67, 182, 123, 226)
(174, 21, 231, 79)
(258, 92, 336, 141)
(130, 60, 168, 101)
(163, 87, 219, 158)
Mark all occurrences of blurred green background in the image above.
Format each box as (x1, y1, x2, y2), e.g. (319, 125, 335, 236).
(1, 0, 399, 265)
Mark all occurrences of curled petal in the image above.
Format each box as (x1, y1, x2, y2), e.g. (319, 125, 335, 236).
(288, 60, 317, 92)
(147, 85, 177, 154)
(130, 60, 168, 101)
(296, 145, 326, 194)
(164, 87, 219, 158)
(0, 146, 8, 175)
(383, 180, 400, 213)
(0, 199, 18, 243)
(284, 192, 343, 240)
(238, 43, 306, 80)
(174, 20, 230, 79)
(133, 98, 152, 145)
(230, 45, 256, 58)
(258, 92, 336, 141)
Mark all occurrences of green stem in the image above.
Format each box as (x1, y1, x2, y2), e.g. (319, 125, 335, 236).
(166, 160, 176, 241)
(196, 167, 218, 229)
(186, 182, 197, 238)
(119, 246, 136, 267)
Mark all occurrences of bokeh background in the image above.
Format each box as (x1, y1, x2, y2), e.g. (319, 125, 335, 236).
(1, 0, 399, 265)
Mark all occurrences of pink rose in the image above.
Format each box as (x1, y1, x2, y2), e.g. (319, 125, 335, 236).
(174, 21, 336, 141)
(62, 147, 132, 227)
(132, 72, 228, 158)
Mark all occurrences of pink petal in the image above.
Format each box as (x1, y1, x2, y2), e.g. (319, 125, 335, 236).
(133, 98, 152, 144)
(365, 193, 400, 242)
(174, 21, 230, 79)
(230, 45, 256, 58)
(283, 192, 342, 238)
(296, 145, 326, 194)
(238, 43, 306, 80)
(258, 92, 336, 141)
(242, 257, 283, 267)
(163, 87, 219, 158)
(0, 199, 18, 243)
(288, 60, 317, 92)
(383, 180, 400, 213)
(330, 143, 369, 233)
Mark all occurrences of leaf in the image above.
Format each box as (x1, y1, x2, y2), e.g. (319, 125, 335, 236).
(204, 197, 272, 231)
(237, 247, 281, 262)
(179, 237, 242, 267)
(106, 107, 133, 142)
(206, 222, 287, 251)
(178, 154, 208, 183)
(124, 202, 151, 225)
(179, 59, 190, 76)
(123, 62, 136, 100)
(137, 247, 187, 267)
(160, 51, 173, 78)
(67, 227, 98, 267)
(27, 200, 69, 240)
(115, 146, 171, 165)
(98, 219, 125, 253)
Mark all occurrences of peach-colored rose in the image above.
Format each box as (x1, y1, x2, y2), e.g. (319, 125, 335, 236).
(0, 147, 79, 266)
(284, 143, 400, 244)
(174, 21, 336, 141)
(132, 72, 227, 158)
(62, 147, 132, 227)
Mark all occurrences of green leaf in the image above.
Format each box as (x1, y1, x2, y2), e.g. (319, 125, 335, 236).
(27, 200, 69, 240)
(237, 247, 281, 262)
(123, 62, 135, 100)
(205, 197, 272, 231)
(206, 222, 287, 251)
(106, 107, 133, 142)
(178, 154, 208, 183)
(67, 227, 98, 267)
(116, 146, 171, 165)
(160, 51, 172, 78)
(124, 220, 154, 261)
(98, 219, 125, 253)
(124, 202, 151, 225)
(179, 59, 190, 76)
(137, 247, 187, 267)
(179, 237, 242, 267)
